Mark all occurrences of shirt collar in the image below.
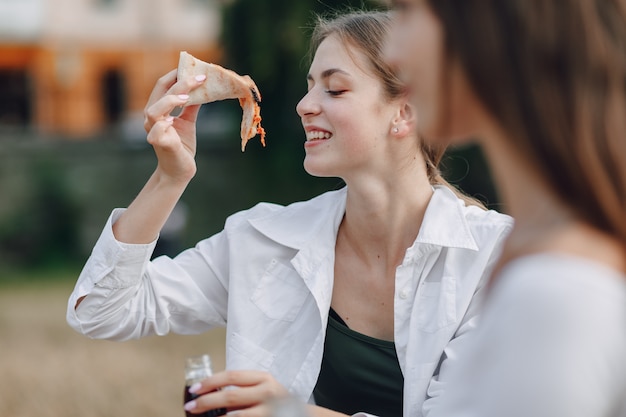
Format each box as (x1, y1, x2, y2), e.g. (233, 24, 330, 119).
(248, 185, 479, 251)
(248, 188, 346, 250)
(414, 185, 479, 251)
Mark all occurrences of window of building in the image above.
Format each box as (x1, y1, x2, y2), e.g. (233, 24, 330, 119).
(0, 69, 32, 127)
(101, 69, 126, 125)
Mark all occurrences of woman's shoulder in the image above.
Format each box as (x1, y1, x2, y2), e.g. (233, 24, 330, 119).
(434, 185, 514, 235)
(502, 253, 626, 287)
(464, 206, 514, 246)
(486, 253, 626, 358)
(494, 254, 626, 319)
(459, 198, 512, 229)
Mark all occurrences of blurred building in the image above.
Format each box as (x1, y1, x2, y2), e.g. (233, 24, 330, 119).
(0, 0, 223, 138)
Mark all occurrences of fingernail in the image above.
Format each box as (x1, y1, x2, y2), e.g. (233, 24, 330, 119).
(165, 116, 174, 123)
(188, 382, 201, 393)
(195, 74, 207, 82)
(178, 94, 190, 101)
(184, 400, 197, 411)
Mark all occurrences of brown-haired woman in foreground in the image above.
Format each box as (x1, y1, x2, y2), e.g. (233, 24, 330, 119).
(66, 10, 512, 417)
(386, 1, 626, 416)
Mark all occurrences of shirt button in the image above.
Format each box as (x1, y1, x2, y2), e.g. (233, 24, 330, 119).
(399, 289, 409, 300)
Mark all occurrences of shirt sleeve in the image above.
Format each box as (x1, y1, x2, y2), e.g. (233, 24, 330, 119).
(66, 208, 229, 340)
(428, 259, 626, 417)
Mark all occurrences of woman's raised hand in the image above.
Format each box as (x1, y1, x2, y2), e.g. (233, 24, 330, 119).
(143, 69, 207, 185)
(107, 70, 207, 245)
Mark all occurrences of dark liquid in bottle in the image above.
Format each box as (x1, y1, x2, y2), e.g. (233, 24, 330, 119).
(184, 385, 227, 417)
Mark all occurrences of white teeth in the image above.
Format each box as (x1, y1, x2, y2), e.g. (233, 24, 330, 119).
(306, 131, 332, 140)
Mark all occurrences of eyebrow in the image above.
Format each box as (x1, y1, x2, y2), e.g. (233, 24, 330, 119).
(306, 68, 351, 81)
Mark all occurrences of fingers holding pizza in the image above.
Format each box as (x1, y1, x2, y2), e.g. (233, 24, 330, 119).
(143, 68, 205, 136)
(145, 52, 266, 152)
(177, 51, 266, 151)
(143, 68, 206, 184)
(142, 51, 266, 183)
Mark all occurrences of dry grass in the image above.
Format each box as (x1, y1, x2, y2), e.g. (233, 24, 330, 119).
(0, 281, 226, 417)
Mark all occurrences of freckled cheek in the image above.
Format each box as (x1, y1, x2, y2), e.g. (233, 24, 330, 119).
(400, 22, 435, 83)
(342, 124, 380, 154)
(407, 58, 441, 119)
(327, 107, 353, 130)
(388, 25, 412, 70)
(384, 29, 406, 69)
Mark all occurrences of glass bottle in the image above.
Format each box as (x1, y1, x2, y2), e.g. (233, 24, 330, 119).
(183, 354, 226, 417)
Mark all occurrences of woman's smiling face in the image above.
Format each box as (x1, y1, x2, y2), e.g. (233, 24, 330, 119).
(296, 34, 400, 179)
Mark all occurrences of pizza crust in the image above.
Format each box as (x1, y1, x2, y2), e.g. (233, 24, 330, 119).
(177, 51, 266, 151)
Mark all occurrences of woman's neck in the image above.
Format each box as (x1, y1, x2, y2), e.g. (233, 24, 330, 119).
(480, 133, 626, 273)
(341, 172, 433, 269)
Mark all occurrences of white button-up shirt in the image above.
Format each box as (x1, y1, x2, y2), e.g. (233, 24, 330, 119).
(67, 186, 512, 417)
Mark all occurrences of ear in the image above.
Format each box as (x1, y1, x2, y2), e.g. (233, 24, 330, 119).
(391, 100, 416, 137)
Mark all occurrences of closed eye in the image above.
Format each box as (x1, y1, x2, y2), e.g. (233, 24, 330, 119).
(325, 90, 347, 96)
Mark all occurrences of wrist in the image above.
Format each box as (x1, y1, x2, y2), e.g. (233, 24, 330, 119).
(153, 164, 196, 189)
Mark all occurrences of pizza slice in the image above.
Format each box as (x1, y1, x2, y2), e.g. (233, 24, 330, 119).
(177, 51, 266, 151)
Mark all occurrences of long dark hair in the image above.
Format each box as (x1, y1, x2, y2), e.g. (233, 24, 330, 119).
(428, 0, 626, 242)
(309, 10, 486, 208)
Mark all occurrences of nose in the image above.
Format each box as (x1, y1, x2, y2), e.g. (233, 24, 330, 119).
(296, 89, 320, 118)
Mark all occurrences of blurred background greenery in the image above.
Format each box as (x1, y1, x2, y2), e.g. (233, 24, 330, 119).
(0, 0, 499, 280)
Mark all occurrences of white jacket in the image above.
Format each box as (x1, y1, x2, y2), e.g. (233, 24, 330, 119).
(67, 186, 513, 417)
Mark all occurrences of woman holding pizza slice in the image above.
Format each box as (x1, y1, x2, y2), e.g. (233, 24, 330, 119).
(66, 10, 512, 417)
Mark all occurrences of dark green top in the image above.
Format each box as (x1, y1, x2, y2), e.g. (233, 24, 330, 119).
(313, 309, 404, 417)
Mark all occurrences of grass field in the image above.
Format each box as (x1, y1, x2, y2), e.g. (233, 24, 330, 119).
(0, 279, 226, 417)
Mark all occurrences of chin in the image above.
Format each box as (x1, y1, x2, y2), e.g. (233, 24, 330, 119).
(303, 160, 327, 178)
(303, 161, 339, 179)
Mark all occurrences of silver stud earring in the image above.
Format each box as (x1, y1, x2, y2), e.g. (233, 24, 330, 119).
(392, 126, 399, 133)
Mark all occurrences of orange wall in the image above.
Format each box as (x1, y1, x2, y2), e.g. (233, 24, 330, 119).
(0, 44, 38, 68)
(0, 44, 220, 138)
